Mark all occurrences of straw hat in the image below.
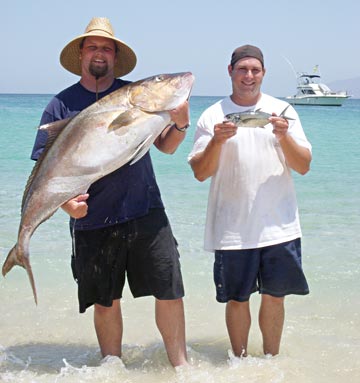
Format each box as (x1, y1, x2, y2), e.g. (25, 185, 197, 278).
(60, 17, 137, 78)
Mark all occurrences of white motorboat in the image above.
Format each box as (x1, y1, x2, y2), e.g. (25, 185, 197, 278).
(286, 71, 350, 106)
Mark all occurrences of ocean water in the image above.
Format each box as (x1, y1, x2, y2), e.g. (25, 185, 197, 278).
(0, 94, 359, 383)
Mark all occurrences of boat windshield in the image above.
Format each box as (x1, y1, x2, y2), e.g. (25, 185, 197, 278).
(298, 74, 321, 85)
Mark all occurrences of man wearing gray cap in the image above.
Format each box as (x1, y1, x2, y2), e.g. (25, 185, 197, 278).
(188, 45, 312, 357)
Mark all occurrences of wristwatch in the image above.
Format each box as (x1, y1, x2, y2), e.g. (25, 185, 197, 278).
(173, 123, 189, 132)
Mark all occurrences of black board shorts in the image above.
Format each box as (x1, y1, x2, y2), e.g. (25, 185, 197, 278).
(214, 238, 309, 302)
(71, 208, 185, 313)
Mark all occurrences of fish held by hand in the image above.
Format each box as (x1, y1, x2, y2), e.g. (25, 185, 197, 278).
(225, 105, 294, 128)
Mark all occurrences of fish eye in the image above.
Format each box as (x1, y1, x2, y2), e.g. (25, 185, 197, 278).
(154, 75, 164, 82)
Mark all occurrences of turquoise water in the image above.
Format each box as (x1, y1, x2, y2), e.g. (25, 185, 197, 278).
(0, 94, 359, 382)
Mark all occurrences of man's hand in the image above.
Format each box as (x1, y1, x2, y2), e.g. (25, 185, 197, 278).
(269, 114, 289, 141)
(61, 194, 89, 219)
(213, 121, 238, 145)
(169, 100, 190, 129)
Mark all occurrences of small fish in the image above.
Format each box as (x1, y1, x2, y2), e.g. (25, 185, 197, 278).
(225, 105, 294, 128)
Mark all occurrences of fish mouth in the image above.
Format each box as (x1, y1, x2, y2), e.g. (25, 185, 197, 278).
(181, 72, 194, 97)
(169, 72, 195, 107)
(180, 72, 195, 95)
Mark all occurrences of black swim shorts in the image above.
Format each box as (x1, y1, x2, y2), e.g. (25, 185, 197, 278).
(71, 208, 185, 313)
(214, 238, 309, 302)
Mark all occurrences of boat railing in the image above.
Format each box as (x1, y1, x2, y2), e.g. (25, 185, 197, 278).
(318, 84, 349, 96)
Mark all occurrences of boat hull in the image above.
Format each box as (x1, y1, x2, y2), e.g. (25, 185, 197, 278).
(286, 95, 349, 106)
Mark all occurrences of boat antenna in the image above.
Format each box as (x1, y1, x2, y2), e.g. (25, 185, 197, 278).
(282, 55, 297, 78)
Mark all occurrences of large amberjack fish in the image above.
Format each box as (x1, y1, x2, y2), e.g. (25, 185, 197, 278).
(225, 105, 294, 128)
(2, 72, 195, 304)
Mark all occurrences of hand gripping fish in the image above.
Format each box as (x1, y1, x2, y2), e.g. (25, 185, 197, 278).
(225, 105, 294, 128)
(2, 72, 195, 304)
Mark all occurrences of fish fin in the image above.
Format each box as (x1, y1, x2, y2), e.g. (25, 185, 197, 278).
(38, 117, 73, 143)
(108, 109, 148, 133)
(2, 245, 38, 304)
(22, 156, 63, 214)
(22, 118, 74, 212)
(109, 108, 155, 164)
(129, 135, 154, 165)
(21, 160, 45, 214)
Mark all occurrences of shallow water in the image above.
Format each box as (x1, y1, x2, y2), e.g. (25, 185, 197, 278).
(0, 95, 359, 382)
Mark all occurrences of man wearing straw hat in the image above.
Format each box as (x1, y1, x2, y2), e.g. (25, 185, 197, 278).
(31, 17, 189, 367)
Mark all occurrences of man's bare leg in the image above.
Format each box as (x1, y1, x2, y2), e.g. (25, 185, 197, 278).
(259, 294, 285, 355)
(226, 300, 251, 357)
(155, 298, 188, 367)
(94, 299, 123, 357)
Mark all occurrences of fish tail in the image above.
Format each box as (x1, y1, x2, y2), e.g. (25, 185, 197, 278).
(2, 245, 19, 276)
(24, 256, 38, 305)
(2, 244, 38, 305)
(280, 105, 290, 117)
(280, 105, 295, 120)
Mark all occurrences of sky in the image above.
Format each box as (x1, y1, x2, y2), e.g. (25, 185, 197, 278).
(1, 0, 359, 97)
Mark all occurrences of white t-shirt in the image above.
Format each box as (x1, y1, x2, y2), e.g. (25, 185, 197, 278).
(188, 94, 312, 252)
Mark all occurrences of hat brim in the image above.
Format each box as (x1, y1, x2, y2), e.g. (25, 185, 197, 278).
(60, 31, 137, 78)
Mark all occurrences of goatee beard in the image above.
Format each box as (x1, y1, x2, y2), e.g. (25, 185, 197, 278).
(89, 63, 108, 78)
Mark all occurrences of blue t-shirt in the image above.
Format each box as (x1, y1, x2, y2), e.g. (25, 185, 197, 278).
(31, 79, 164, 230)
